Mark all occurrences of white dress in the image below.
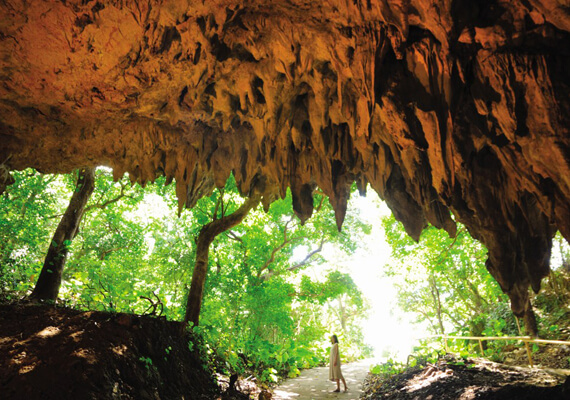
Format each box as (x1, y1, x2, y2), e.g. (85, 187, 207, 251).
(329, 343, 344, 380)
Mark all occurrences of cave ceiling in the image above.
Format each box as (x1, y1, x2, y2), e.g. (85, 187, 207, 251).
(0, 0, 569, 315)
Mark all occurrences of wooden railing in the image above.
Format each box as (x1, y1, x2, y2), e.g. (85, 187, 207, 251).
(418, 333, 570, 367)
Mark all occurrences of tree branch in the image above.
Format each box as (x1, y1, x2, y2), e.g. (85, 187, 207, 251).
(98, 242, 134, 260)
(185, 194, 261, 326)
(260, 236, 325, 280)
(287, 237, 325, 272)
(256, 219, 296, 279)
(86, 193, 132, 212)
(226, 230, 243, 243)
(213, 189, 224, 220)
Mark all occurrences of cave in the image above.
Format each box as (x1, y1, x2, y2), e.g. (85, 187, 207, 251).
(1, 0, 569, 327)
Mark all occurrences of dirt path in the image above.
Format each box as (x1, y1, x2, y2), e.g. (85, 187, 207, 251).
(272, 359, 375, 399)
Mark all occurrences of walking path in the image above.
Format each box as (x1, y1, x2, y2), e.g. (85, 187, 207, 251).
(272, 359, 375, 400)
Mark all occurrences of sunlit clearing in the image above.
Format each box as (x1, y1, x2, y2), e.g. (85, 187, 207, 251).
(125, 193, 171, 223)
(551, 232, 570, 270)
(342, 192, 418, 361)
(302, 190, 419, 361)
(125, 193, 172, 257)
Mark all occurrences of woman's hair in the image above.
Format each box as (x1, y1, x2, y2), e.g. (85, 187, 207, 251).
(331, 334, 338, 344)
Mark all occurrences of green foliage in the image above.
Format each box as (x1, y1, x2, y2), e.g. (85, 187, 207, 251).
(260, 367, 279, 383)
(298, 271, 361, 305)
(190, 184, 371, 382)
(533, 265, 570, 338)
(5, 167, 569, 385)
(370, 360, 406, 377)
(382, 214, 570, 363)
(0, 168, 372, 384)
(138, 356, 153, 370)
(370, 344, 444, 381)
(382, 214, 510, 340)
(0, 170, 70, 295)
(381, 214, 524, 361)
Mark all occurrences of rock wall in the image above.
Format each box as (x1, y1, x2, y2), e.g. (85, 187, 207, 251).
(1, 0, 569, 314)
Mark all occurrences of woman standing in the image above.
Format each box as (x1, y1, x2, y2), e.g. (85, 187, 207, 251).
(329, 334, 348, 392)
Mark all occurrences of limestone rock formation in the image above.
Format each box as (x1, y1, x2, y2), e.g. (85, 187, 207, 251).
(1, 0, 569, 315)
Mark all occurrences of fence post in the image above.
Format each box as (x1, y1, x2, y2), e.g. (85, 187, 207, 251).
(417, 334, 570, 367)
(478, 339, 484, 356)
(523, 340, 534, 367)
(515, 317, 534, 368)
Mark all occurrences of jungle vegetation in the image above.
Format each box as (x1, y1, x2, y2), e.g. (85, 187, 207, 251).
(1, 167, 568, 382)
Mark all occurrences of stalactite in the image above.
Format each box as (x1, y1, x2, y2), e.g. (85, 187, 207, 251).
(0, 0, 569, 315)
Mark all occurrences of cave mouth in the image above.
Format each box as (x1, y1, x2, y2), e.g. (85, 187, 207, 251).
(1, 2, 570, 396)
(1, 166, 569, 399)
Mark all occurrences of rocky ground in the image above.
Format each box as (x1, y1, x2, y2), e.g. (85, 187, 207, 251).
(361, 354, 570, 400)
(502, 343, 570, 370)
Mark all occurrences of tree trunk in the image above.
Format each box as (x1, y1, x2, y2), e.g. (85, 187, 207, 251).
(184, 195, 260, 327)
(429, 275, 445, 335)
(338, 296, 347, 331)
(30, 167, 95, 301)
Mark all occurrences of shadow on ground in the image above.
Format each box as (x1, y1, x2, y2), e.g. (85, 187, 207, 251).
(273, 359, 375, 399)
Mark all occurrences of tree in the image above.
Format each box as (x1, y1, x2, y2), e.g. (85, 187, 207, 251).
(1, 168, 372, 380)
(30, 168, 95, 301)
(185, 191, 261, 326)
(299, 270, 368, 334)
(193, 187, 372, 376)
(0, 170, 64, 294)
(64, 177, 147, 310)
(382, 214, 513, 338)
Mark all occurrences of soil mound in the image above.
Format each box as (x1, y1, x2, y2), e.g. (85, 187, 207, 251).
(362, 354, 570, 400)
(0, 303, 219, 400)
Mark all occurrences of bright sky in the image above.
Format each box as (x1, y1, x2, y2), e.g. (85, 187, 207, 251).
(339, 192, 417, 361)
(299, 191, 419, 361)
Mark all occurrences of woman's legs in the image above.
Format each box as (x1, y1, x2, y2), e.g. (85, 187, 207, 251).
(341, 376, 348, 391)
(334, 379, 340, 392)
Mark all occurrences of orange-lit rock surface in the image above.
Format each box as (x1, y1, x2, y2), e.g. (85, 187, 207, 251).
(1, 0, 569, 315)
